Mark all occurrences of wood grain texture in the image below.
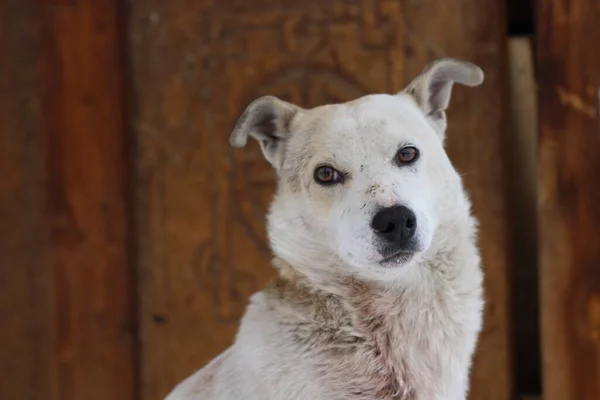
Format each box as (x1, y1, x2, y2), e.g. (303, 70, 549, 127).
(128, 1, 511, 399)
(0, 2, 53, 399)
(537, 0, 600, 399)
(40, 1, 136, 399)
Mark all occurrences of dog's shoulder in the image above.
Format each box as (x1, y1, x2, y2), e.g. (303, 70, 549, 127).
(165, 349, 232, 400)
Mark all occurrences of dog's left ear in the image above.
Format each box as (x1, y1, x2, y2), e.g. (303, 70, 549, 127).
(230, 96, 300, 171)
(402, 58, 484, 141)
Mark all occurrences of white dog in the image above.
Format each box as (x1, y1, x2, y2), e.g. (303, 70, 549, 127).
(166, 58, 485, 400)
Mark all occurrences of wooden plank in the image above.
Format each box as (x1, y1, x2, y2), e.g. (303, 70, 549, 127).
(129, 1, 511, 398)
(537, 0, 600, 399)
(40, 1, 136, 399)
(0, 2, 53, 400)
(508, 37, 541, 394)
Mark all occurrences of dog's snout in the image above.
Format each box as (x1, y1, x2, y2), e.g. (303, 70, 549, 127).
(371, 205, 417, 245)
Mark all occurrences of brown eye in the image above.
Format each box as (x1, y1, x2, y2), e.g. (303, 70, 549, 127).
(314, 165, 342, 185)
(397, 146, 419, 164)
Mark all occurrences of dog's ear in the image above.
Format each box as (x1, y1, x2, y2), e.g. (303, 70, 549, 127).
(402, 58, 483, 141)
(230, 96, 300, 171)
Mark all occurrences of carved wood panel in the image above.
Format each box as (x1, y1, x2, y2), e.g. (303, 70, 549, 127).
(129, 1, 511, 398)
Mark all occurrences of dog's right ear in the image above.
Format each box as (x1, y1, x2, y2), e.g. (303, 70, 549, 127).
(230, 96, 300, 171)
(402, 58, 484, 141)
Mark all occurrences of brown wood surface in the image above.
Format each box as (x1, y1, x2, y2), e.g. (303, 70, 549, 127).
(40, 1, 136, 400)
(537, 0, 600, 399)
(129, 1, 512, 399)
(0, 2, 53, 399)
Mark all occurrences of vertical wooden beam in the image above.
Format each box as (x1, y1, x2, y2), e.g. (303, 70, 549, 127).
(508, 36, 541, 395)
(41, 1, 136, 399)
(537, 0, 600, 399)
(0, 1, 53, 399)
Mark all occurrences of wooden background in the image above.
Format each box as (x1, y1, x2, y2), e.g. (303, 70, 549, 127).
(129, 0, 512, 399)
(537, 0, 600, 399)
(0, 0, 597, 399)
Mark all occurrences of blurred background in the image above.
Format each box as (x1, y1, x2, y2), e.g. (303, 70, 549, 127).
(1, 0, 598, 399)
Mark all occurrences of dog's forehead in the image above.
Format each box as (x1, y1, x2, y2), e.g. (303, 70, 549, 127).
(285, 94, 436, 173)
(292, 94, 432, 148)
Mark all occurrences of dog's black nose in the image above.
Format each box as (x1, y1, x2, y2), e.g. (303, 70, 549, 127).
(371, 205, 417, 245)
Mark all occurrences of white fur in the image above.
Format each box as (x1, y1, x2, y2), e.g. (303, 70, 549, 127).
(166, 59, 485, 400)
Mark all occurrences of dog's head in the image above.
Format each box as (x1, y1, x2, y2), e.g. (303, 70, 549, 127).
(230, 59, 483, 281)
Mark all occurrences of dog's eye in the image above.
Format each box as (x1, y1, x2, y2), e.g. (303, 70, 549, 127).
(396, 146, 419, 164)
(314, 165, 343, 185)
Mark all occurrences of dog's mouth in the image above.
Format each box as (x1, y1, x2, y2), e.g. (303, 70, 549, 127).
(378, 250, 414, 265)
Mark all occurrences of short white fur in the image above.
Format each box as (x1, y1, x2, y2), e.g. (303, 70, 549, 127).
(166, 58, 485, 400)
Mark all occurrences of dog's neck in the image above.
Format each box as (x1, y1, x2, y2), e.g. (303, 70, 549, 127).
(266, 210, 482, 399)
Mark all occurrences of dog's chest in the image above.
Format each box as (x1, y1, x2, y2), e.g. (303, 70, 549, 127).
(308, 289, 479, 400)
(264, 269, 482, 400)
